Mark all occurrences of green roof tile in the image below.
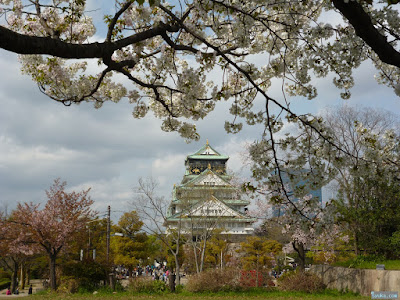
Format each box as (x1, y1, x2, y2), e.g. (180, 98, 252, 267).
(187, 142, 229, 160)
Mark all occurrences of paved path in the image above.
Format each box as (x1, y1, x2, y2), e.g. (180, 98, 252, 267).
(0, 279, 43, 298)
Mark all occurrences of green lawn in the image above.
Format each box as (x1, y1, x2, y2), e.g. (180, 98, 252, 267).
(27, 289, 369, 300)
(334, 259, 400, 270)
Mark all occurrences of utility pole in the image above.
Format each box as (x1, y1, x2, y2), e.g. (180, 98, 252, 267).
(220, 248, 223, 270)
(106, 205, 115, 289)
(106, 205, 110, 265)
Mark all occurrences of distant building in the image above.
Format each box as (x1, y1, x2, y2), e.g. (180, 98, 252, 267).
(272, 170, 323, 217)
(165, 141, 255, 240)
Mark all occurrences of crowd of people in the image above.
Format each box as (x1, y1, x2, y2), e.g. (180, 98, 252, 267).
(115, 262, 176, 283)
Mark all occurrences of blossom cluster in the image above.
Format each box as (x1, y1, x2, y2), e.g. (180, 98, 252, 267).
(1, 0, 399, 140)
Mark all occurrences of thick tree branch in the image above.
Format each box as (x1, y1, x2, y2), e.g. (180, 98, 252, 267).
(332, 0, 400, 69)
(0, 22, 179, 59)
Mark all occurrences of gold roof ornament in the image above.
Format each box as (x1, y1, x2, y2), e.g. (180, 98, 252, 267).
(206, 139, 209, 145)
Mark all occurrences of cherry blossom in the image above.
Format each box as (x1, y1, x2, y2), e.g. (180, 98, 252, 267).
(0, 0, 399, 142)
(12, 179, 96, 291)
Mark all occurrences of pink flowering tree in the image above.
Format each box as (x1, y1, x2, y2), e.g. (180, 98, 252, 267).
(251, 193, 318, 270)
(12, 179, 95, 291)
(0, 212, 40, 293)
(251, 192, 348, 270)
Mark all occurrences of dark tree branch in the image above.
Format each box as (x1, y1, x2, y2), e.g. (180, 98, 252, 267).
(117, 67, 178, 117)
(0, 22, 179, 59)
(332, 0, 400, 68)
(106, 1, 133, 42)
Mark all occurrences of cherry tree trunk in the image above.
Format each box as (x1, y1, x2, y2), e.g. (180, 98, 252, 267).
(26, 266, 31, 285)
(20, 263, 26, 290)
(293, 241, 306, 271)
(11, 259, 19, 294)
(49, 254, 57, 291)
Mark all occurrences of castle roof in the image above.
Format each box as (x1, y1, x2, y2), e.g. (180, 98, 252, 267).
(186, 141, 229, 161)
(166, 194, 256, 222)
(182, 167, 231, 187)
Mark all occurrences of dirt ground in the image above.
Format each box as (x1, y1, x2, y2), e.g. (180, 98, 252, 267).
(0, 279, 43, 298)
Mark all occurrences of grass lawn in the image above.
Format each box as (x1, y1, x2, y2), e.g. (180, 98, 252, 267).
(27, 289, 369, 300)
(334, 259, 400, 270)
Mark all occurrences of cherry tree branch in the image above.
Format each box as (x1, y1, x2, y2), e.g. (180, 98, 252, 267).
(106, 1, 133, 42)
(332, 0, 400, 68)
(0, 22, 179, 59)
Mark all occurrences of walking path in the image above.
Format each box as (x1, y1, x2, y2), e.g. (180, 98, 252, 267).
(0, 279, 43, 298)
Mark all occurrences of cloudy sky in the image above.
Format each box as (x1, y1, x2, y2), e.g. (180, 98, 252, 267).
(1, 1, 399, 222)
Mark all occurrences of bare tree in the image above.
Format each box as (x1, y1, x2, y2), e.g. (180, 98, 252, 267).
(324, 106, 399, 160)
(323, 106, 399, 255)
(182, 190, 222, 274)
(132, 177, 185, 285)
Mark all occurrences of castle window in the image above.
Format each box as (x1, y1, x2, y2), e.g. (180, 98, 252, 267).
(204, 181, 215, 186)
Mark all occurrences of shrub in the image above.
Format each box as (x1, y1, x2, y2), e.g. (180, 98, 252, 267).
(88, 282, 124, 294)
(0, 278, 11, 290)
(0, 270, 11, 290)
(277, 270, 326, 293)
(239, 270, 273, 287)
(57, 276, 80, 294)
(185, 268, 243, 293)
(60, 260, 107, 291)
(127, 277, 167, 294)
(0, 269, 10, 279)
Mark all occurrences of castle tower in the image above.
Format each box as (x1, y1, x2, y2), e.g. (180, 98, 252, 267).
(165, 141, 255, 241)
